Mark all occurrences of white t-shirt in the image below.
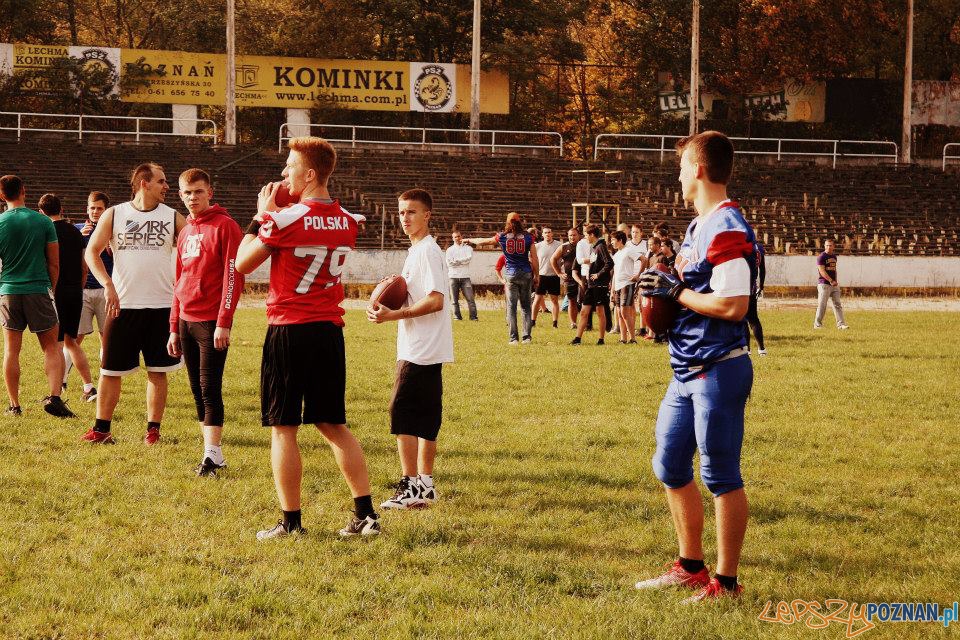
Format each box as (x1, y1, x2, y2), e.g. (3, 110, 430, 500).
(535, 239, 562, 276)
(575, 238, 592, 276)
(398, 235, 454, 365)
(445, 243, 473, 279)
(612, 243, 646, 291)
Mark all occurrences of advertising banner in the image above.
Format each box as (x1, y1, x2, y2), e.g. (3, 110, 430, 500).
(912, 81, 960, 126)
(658, 72, 825, 122)
(0, 43, 510, 114)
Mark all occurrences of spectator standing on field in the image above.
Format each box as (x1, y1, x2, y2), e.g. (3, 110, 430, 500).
(746, 241, 767, 355)
(610, 230, 644, 343)
(814, 239, 848, 330)
(368, 188, 453, 511)
(445, 230, 477, 321)
(570, 224, 612, 346)
(0, 175, 74, 418)
(38, 194, 92, 407)
(550, 227, 583, 330)
(533, 226, 562, 328)
(166, 168, 245, 477)
(468, 212, 539, 345)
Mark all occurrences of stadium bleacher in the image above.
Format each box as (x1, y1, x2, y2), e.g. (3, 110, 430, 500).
(2, 137, 958, 255)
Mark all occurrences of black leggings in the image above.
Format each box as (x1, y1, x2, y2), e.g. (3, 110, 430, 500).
(746, 296, 765, 351)
(180, 320, 228, 426)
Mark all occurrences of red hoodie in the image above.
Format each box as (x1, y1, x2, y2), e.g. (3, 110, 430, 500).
(170, 204, 244, 331)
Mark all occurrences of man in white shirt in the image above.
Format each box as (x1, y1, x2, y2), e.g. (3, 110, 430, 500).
(445, 231, 477, 321)
(368, 188, 454, 510)
(532, 226, 563, 328)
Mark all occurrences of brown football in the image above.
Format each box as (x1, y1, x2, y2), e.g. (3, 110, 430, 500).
(370, 274, 408, 310)
(274, 182, 294, 208)
(640, 263, 680, 336)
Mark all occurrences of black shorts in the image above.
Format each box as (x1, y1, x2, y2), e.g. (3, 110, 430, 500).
(101, 308, 182, 376)
(565, 281, 580, 304)
(618, 284, 636, 307)
(536, 275, 561, 296)
(261, 321, 346, 427)
(581, 286, 609, 308)
(54, 288, 83, 341)
(390, 360, 443, 441)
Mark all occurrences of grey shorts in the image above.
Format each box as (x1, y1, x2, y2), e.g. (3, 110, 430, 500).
(0, 291, 59, 333)
(79, 288, 106, 335)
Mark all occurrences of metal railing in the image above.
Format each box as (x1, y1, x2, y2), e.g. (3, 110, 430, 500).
(0, 111, 218, 143)
(943, 143, 960, 171)
(279, 123, 563, 156)
(594, 133, 898, 167)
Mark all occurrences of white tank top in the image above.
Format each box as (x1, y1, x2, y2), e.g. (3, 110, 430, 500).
(110, 201, 177, 308)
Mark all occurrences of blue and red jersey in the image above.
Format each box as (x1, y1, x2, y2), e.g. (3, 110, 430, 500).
(494, 232, 534, 276)
(670, 201, 757, 380)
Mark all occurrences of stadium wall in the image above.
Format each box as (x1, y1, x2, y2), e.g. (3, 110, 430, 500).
(245, 252, 960, 289)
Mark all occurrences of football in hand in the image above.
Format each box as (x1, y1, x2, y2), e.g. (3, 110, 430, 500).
(370, 275, 408, 310)
(274, 182, 294, 208)
(640, 263, 680, 336)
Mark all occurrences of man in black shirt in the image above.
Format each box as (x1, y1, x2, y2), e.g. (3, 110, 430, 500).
(550, 227, 583, 330)
(38, 194, 94, 403)
(570, 225, 612, 345)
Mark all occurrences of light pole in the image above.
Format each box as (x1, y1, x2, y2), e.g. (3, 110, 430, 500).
(470, 0, 481, 146)
(901, 0, 913, 163)
(689, 0, 700, 136)
(225, 0, 236, 145)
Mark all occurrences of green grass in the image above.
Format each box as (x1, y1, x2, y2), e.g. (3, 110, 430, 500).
(1, 307, 958, 639)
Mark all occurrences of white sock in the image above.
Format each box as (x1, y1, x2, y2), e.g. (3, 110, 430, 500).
(418, 474, 434, 488)
(62, 350, 73, 384)
(204, 445, 224, 465)
(83, 382, 94, 392)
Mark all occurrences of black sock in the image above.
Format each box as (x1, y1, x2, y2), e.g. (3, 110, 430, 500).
(715, 573, 738, 590)
(94, 418, 111, 433)
(354, 495, 375, 519)
(282, 509, 302, 532)
(147, 421, 160, 432)
(679, 557, 705, 574)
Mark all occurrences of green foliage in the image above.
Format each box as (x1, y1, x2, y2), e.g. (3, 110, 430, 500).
(0, 305, 958, 638)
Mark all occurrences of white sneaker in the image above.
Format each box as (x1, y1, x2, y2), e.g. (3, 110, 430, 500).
(521, 337, 532, 344)
(418, 480, 438, 506)
(380, 476, 424, 510)
(758, 349, 767, 356)
(338, 514, 381, 537)
(813, 323, 823, 329)
(838, 324, 849, 330)
(508, 339, 519, 346)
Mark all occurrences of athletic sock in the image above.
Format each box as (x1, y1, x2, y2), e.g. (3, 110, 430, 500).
(94, 418, 111, 433)
(418, 474, 434, 488)
(83, 382, 94, 393)
(354, 495, 375, 519)
(63, 351, 73, 383)
(715, 574, 738, 591)
(147, 421, 160, 432)
(204, 445, 224, 466)
(679, 557, 706, 574)
(282, 509, 302, 532)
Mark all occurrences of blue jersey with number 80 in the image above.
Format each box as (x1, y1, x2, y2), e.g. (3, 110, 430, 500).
(495, 232, 534, 276)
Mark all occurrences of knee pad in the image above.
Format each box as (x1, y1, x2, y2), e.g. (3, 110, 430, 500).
(651, 449, 694, 489)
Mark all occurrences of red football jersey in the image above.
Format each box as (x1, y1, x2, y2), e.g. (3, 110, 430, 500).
(258, 199, 365, 325)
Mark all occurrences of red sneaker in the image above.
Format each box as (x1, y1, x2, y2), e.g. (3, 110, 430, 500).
(81, 429, 114, 444)
(635, 560, 711, 590)
(144, 427, 161, 446)
(682, 577, 744, 604)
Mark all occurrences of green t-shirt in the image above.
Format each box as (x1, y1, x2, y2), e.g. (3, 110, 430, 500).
(0, 206, 58, 294)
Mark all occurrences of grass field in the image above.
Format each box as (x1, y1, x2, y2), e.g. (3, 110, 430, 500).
(1, 305, 958, 639)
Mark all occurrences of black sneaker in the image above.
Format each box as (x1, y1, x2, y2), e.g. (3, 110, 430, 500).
(570, 337, 581, 345)
(195, 457, 226, 478)
(256, 520, 306, 541)
(5, 405, 22, 417)
(552, 320, 558, 328)
(531, 320, 536, 328)
(43, 396, 76, 418)
(339, 514, 381, 537)
(597, 338, 605, 345)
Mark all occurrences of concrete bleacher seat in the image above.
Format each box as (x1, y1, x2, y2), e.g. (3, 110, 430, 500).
(2, 138, 958, 255)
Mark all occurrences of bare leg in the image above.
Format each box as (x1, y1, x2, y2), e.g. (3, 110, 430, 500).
(549, 295, 560, 323)
(714, 488, 748, 576)
(96, 375, 122, 420)
(532, 294, 544, 323)
(575, 305, 592, 339)
(316, 422, 371, 498)
(38, 327, 64, 397)
(63, 336, 93, 386)
(271, 426, 302, 510)
(145, 371, 168, 423)
(568, 296, 579, 325)
(2, 328, 23, 407)
(596, 305, 607, 340)
(665, 481, 705, 561)
(417, 438, 437, 475)
(624, 306, 637, 341)
(396, 434, 419, 477)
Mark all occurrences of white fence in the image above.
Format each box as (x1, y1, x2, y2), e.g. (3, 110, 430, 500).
(0, 111, 218, 142)
(279, 123, 563, 156)
(943, 143, 960, 170)
(594, 134, 898, 168)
